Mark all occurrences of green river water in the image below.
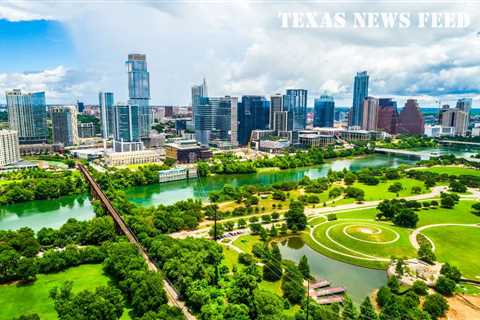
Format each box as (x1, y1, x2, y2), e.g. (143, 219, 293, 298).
(0, 146, 477, 302)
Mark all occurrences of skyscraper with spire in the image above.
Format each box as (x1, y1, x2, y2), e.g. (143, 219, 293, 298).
(126, 53, 151, 138)
(350, 71, 369, 127)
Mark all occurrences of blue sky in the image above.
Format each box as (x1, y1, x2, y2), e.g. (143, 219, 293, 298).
(0, 19, 75, 72)
(0, 1, 479, 107)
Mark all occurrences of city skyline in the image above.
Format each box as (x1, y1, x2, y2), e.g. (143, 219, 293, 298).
(0, 2, 479, 107)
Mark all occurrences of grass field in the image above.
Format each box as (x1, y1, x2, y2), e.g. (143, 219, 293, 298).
(417, 166, 480, 177)
(0, 264, 129, 320)
(423, 226, 480, 280)
(305, 200, 480, 270)
(352, 178, 429, 201)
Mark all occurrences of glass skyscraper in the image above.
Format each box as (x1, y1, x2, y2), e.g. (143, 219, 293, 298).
(99, 92, 115, 139)
(51, 106, 79, 146)
(195, 96, 237, 146)
(113, 105, 143, 152)
(350, 71, 369, 127)
(314, 95, 335, 127)
(6, 89, 47, 144)
(283, 89, 307, 131)
(126, 54, 151, 138)
(192, 79, 210, 145)
(238, 96, 270, 146)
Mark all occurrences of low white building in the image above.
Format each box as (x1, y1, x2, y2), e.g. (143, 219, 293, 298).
(424, 125, 455, 137)
(158, 167, 197, 183)
(471, 123, 480, 137)
(0, 130, 20, 166)
(104, 150, 162, 166)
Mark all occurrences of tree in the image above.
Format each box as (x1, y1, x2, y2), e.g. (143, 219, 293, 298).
(418, 243, 436, 264)
(281, 264, 305, 304)
(344, 173, 357, 185)
(263, 244, 282, 281)
(272, 191, 286, 201)
(472, 202, 480, 216)
(16, 257, 38, 282)
(358, 297, 378, 320)
(253, 289, 284, 320)
(411, 186, 422, 194)
(285, 201, 307, 231)
(412, 280, 428, 295)
(435, 276, 456, 296)
(449, 180, 467, 193)
(388, 182, 403, 193)
(392, 208, 419, 228)
(298, 255, 310, 279)
(387, 275, 400, 293)
(341, 295, 357, 320)
(13, 314, 40, 320)
(130, 271, 168, 317)
(50, 282, 124, 319)
(423, 293, 449, 319)
(376, 286, 392, 307)
(440, 192, 459, 209)
(440, 263, 462, 282)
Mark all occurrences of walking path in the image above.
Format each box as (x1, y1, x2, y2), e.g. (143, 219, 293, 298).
(409, 223, 480, 251)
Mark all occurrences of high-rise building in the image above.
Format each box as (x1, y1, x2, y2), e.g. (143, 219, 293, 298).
(78, 123, 96, 138)
(398, 99, 424, 135)
(377, 98, 398, 134)
(313, 95, 335, 128)
(350, 71, 369, 127)
(456, 98, 472, 114)
(6, 89, 48, 144)
(361, 97, 379, 131)
(438, 104, 451, 124)
(238, 96, 270, 145)
(0, 130, 20, 166)
(99, 92, 115, 139)
(273, 111, 289, 132)
(270, 94, 283, 129)
(76, 101, 85, 113)
(229, 97, 239, 146)
(191, 78, 208, 107)
(441, 108, 468, 136)
(126, 53, 151, 138)
(113, 105, 143, 152)
(51, 106, 79, 146)
(192, 79, 210, 144)
(283, 89, 307, 130)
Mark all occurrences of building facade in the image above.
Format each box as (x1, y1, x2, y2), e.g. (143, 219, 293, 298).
(441, 108, 468, 136)
(283, 89, 307, 131)
(99, 92, 115, 138)
(377, 98, 398, 134)
(0, 130, 20, 166)
(126, 53, 151, 138)
(164, 140, 212, 163)
(273, 111, 289, 132)
(238, 96, 270, 146)
(361, 97, 379, 131)
(6, 89, 48, 144)
(78, 123, 96, 138)
(51, 106, 79, 146)
(270, 94, 283, 130)
(104, 150, 161, 166)
(398, 99, 424, 135)
(313, 95, 335, 128)
(113, 105, 144, 152)
(349, 71, 369, 127)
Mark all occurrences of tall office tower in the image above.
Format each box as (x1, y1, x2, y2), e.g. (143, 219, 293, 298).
(313, 95, 335, 128)
(270, 94, 283, 129)
(229, 97, 239, 146)
(438, 104, 450, 124)
(191, 78, 208, 107)
(398, 99, 424, 135)
(113, 105, 144, 152)
(76, 101, 85, 113)
(51, 106, 79, 146)
(0, 130, 20, 166)
(6, 89, 47, 144)
(349, 71, 369, 127)
(361, 97, 379, 131)
(126, 53, 151, 138)
(273, 111, 289, 132)
(377, 98, 399, 134)
(456, 98, 472, 114)
(192, 78, 209, 144)
(238, 96, 270, 145)
(283, 89, 307, 130)
(99, 92, 115, 139)
(441, 108, 468, 136)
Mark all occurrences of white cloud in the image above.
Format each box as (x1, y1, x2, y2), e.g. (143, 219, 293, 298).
(0, 1, 479, 107)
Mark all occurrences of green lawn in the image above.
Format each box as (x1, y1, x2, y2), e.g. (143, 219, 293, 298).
(221, 245, 240, 271)
(417, 166, 480, 177)
(305, 200, 480, 270)
(422, 226, 480, 280)
(0, 264, 125, 320)
(232, 235, 261, 254)
(353, 178, 428, 201)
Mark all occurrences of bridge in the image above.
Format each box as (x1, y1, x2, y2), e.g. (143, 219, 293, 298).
(77, 164, 196, 320)
(374, 148, 433, 160)
(438, 140, 480, 147)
